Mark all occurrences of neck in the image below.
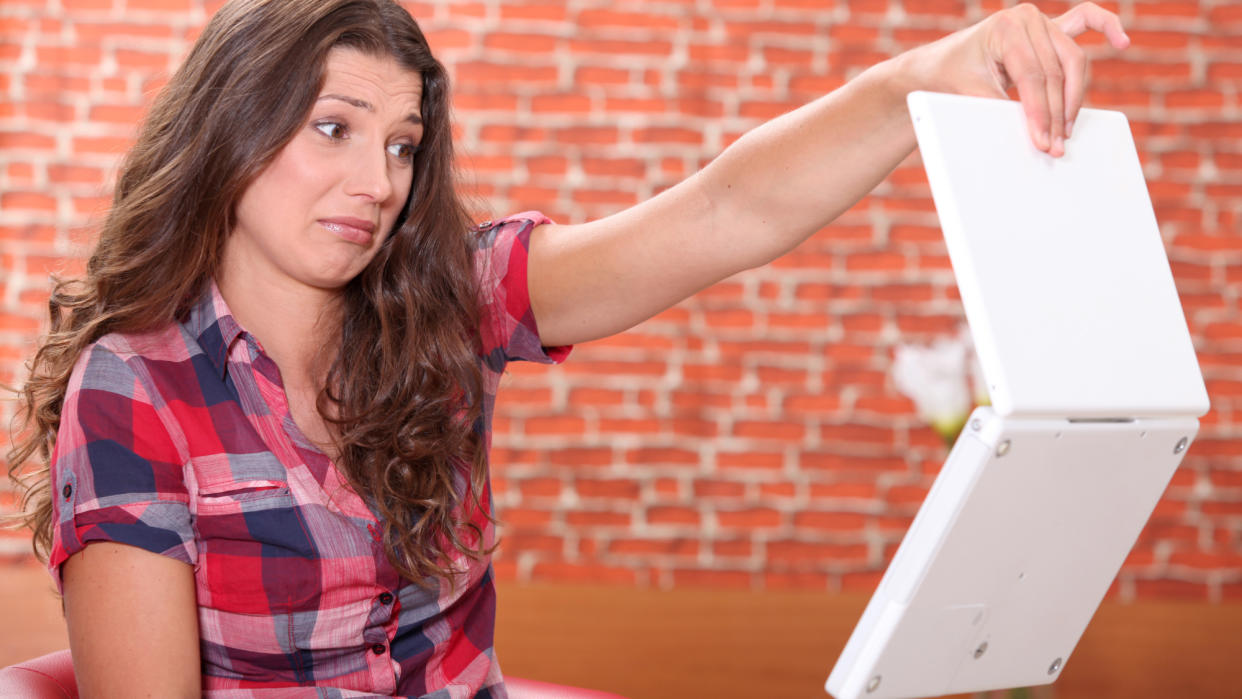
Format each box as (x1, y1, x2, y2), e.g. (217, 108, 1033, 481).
(215, 265, 341, 393)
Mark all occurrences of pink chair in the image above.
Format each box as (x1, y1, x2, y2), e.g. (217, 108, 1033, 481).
(0, 649, 626, 698)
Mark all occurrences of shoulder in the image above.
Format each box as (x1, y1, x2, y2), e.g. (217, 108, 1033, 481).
(472, 211, 555, 288)
(473, 211, 554, 250)
(68, 323, 196, 398)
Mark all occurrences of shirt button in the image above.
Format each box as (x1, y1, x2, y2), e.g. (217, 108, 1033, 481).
(379, 592, 394, 605)
(371, 643, 386, 656)
(62, 484, 72, 499)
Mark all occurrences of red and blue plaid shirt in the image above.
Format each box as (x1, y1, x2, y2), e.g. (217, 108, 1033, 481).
(48, 213, 569, 698)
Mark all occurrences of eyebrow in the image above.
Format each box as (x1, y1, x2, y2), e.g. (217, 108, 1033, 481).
(317, 93, 423, 125)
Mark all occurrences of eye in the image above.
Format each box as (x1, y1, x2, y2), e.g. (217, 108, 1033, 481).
(313, 121, 347, 140)
(387, 142, 418, 162)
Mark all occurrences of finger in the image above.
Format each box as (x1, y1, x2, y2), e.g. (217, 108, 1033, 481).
(1048, 24, 1088, 139)
(1054, 1, 1130, 49)
(996, 11, 1053, 152)
(1008, 48, 1052, 152)
(1025, 14, 1068, 155)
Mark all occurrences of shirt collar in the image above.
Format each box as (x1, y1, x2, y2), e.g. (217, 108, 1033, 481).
(184, 278, 247, 380)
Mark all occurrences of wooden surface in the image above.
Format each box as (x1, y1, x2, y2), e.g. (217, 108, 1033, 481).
(4, 558, 1240, 698)
(494, 584, 1242, 698)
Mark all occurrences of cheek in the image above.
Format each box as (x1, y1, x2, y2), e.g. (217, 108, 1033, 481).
(249, 137, 334, 214)
(384, 171, 416, 220)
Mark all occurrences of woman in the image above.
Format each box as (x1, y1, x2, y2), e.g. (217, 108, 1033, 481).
(6, 0, 1128, 696)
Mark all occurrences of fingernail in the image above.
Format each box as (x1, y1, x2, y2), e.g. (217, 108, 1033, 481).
(1065, 120, 1074, 138)
(1054, 136, 1065, 153)
(1040, 131, 1050, 150)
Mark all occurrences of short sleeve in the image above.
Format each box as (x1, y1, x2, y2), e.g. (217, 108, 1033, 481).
(475, 210, 572, 366)
(47, 342, 196, 589)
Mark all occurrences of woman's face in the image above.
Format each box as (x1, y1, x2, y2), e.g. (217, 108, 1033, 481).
(224, 47, 424, 293)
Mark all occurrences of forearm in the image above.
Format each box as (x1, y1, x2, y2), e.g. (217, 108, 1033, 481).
(697, 53, 920, 267)
(528, 54, 926, 346)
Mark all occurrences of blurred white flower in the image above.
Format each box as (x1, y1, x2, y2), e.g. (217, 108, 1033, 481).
(959, 325, 991, 407)
(893, 326, 988, 445)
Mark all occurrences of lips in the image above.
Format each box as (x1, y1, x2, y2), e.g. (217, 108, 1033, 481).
(319, 216, 377, 245)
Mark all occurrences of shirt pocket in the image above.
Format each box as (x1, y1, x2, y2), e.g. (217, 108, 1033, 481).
(193, 473, 321, 616)
(196, 478, 291, 509)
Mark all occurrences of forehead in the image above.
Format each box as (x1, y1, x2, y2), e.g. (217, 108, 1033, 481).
(319, 48, 423, 114)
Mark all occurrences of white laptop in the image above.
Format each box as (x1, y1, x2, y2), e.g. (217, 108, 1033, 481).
(825, 92, 1210, 699)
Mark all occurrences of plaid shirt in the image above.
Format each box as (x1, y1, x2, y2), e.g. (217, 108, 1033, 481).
(48, 213, 569, 698)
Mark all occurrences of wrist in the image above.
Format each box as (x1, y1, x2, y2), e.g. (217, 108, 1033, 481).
(871, 48, 930, 102)
(855, 51, 924, 125)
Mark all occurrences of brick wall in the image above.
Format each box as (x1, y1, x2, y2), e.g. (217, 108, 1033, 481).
(1, 0, 1239, 601)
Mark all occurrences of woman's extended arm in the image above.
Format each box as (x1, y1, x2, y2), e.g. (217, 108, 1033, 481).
(528, 3, 1130, 347)
(63, 542, 201, 698)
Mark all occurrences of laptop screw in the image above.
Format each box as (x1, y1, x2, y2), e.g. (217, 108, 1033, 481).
(974, 641, 988, 659)
(970, 418, 981, 431)
(1048, 657, 1063, 675)
(996, 440, 1011, 458)
(866, 674, 881, 693)
(1174, 437, 1188, 455)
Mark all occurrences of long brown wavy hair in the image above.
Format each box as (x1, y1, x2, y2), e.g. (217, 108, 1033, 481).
(6, 0, 493, 587)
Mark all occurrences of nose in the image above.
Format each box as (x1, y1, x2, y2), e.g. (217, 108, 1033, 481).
(344, 144, 393, 203)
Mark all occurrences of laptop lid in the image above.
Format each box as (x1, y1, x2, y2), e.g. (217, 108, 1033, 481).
(906, 91, 1208, 419)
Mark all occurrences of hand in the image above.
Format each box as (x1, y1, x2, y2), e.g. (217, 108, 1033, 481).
(903, 2, 1130, 157)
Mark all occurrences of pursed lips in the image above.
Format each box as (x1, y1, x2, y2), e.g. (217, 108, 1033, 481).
(319, 216, 377, 245)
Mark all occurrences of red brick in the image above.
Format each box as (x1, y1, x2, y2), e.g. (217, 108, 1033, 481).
(625, 447, 698, 465)
(36, 45, 102, 64)
(484, 32, 556, 53)
(715, 451, 779, 474)
(577, 9, 679, 31)
(608, 538, 697, 556)
(0, 131, 55, 149)
(47, 165, 101, 184)
(575, 66, 630, 85)
(693, 479, 746, 498)
(631, 126, 702, 145)
(568, 38, 672, 57)
(71, 136, 132, 154)
(89, 104, 147, 123)
(794, 511, 867, 532)
(566, 511, 631, 527)
(717, 508, 783, 529)
(676, 70, 738, 90)
(1, 192, 56, 212)
(767, 540, 868, 563)
(598, 422, 665, 437)
(765, 572, 832, 590)
(1132, 578, 1209, 601)
(841, 571, 884, 592)
(499, 3, 567, 21)
(713, 539, 752, 558)
(734, 420, 804, 441)
(646, 506, 699, 526)
(802, 452, 906, 473)
(575, 478, 641, 499)
(553, 126, 620, 145)
(523, 416, 586, 435)
(548, 448, 615, 467)
(499, 508, 553, 529)
(456, 61, 558, 85)
(518, 478, 561, 498)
